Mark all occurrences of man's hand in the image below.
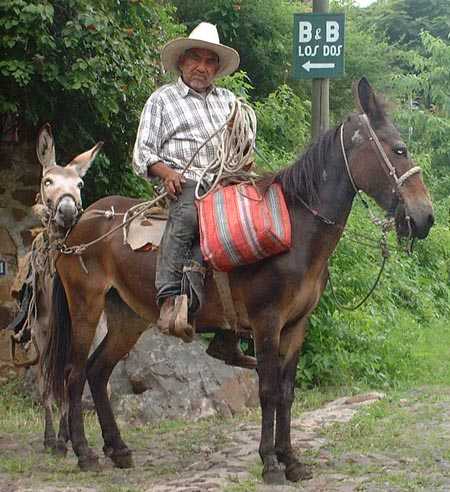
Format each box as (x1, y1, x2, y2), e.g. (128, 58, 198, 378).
(148, 162, 186, 201)
(163, 169, 186, 201)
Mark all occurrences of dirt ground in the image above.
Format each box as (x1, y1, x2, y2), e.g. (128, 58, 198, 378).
(0, 392, 386, 492)
(2, 388, 450, 492)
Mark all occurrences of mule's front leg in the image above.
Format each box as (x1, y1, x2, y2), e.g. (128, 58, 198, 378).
(275, 352, 311, 481)
(256, 333, 286, 485)
(275, 320, 311, 482)
(67, 363, 101, 471)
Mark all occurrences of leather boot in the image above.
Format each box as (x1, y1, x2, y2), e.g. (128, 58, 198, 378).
(157, 295, 195, 343)
(206, 331, 256, 369)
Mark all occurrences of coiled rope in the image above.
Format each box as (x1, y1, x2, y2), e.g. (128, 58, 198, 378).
(195, 96, 257, 199)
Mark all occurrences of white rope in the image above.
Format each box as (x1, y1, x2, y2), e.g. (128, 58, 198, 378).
(195, 97, 257, 199)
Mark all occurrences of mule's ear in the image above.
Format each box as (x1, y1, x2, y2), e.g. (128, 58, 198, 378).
(355, 77, 386, 126)
(36, 123, 56, 172)
(352, 81, 364, 114)
(67, 141, 104, 177)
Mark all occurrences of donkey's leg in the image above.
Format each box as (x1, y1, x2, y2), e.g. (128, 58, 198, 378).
(39, 363, 68, 457)
(42, 391, 70, 458)
(87, 331, 141, 468)
(42, 394, 57, 451)
(39, 374, 69, 457)
(87, 292, 148, 468)
(255, 326, 286, 485)
(67, 309, 102, 471)
(275, 319, 311, 482)
(54, 399, 70, 457)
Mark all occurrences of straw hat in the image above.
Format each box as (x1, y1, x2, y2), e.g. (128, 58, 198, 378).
(161, 22, 240, 79)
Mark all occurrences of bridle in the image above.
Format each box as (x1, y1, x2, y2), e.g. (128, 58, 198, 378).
(341, 114, 421, 214)
(327, 113, 422, 311)
(340, 113, 423, 237)
(357, 113, 421, 189)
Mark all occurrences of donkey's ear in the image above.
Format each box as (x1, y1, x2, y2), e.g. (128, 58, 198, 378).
(355, 77, 386, 126)
(67, 141, 104, 178)
(36, 123, 56, 172)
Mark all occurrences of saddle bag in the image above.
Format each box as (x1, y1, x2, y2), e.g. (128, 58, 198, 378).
(196, 182, 291, 271)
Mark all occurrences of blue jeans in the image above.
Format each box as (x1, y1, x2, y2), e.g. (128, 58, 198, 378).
(156, 179, 204, 306)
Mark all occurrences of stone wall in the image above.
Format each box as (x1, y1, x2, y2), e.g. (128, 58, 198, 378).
(0, 142, 41, 330)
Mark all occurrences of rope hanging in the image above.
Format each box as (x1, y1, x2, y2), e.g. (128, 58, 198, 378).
(195, 97, 257, 199)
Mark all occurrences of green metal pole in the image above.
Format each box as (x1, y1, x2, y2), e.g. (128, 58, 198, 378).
(312, 0, 329, 138)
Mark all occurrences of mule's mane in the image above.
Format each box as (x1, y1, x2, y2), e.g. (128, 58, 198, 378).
(258, 124, 341, 204)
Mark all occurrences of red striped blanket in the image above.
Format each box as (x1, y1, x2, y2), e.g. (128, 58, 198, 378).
(196, 182, 291, 271)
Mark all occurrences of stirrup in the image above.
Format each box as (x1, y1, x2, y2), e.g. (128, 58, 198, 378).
(168, 295, 194, 343)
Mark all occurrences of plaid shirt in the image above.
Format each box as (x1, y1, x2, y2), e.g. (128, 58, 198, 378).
(133, 77, 235, 185)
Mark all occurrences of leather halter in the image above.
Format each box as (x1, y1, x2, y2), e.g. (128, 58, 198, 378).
(358, 113, 421, 190)
(340, 114, 422, 239)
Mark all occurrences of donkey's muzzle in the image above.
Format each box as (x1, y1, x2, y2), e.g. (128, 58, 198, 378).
(56, 195, 80, 228)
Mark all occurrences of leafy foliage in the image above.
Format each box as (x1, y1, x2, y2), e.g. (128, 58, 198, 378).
(253, 85, 311, 167)
(392, 31, 450, 198)
(361, 0, 450, 49)
(0, 0, 181, 202)
(329, 1, 404, 121)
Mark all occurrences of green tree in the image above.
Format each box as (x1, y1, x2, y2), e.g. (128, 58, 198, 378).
(0, 0, 181, 202)
(329, 1, 403, 122)
(392, 31, 450, 198)
(362, 0, 450, 48)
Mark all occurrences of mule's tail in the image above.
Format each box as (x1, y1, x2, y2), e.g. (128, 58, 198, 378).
(41, 271, 72, 404)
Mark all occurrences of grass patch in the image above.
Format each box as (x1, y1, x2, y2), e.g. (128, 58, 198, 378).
(312, 387, 450, 490)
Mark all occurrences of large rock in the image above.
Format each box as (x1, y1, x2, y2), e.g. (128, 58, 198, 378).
(111, 329, 259, 424)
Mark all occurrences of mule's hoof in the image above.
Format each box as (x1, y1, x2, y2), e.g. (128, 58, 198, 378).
(51, 443, 68, 458)
(262, 465, 286, 485)
(78, 454, 102, 472)
(111, 449, 133, 469)
(44, 438, 57, 451)
(285, 461, 312, 482)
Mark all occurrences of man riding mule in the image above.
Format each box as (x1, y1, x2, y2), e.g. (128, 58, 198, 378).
(41, 77, 433, 480)
(133, 22, 256, 369)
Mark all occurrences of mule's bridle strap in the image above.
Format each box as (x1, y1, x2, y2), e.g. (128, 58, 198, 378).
(358, 113, 421, 188)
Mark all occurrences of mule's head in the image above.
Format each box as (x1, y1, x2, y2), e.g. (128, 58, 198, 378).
(36, 124, 103, 229)
(346, 77, 434, 240)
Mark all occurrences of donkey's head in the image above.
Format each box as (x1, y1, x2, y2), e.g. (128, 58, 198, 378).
(36, 124, 103, 229)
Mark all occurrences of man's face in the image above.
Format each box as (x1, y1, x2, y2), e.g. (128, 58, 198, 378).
(178, 48, 220, 93)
